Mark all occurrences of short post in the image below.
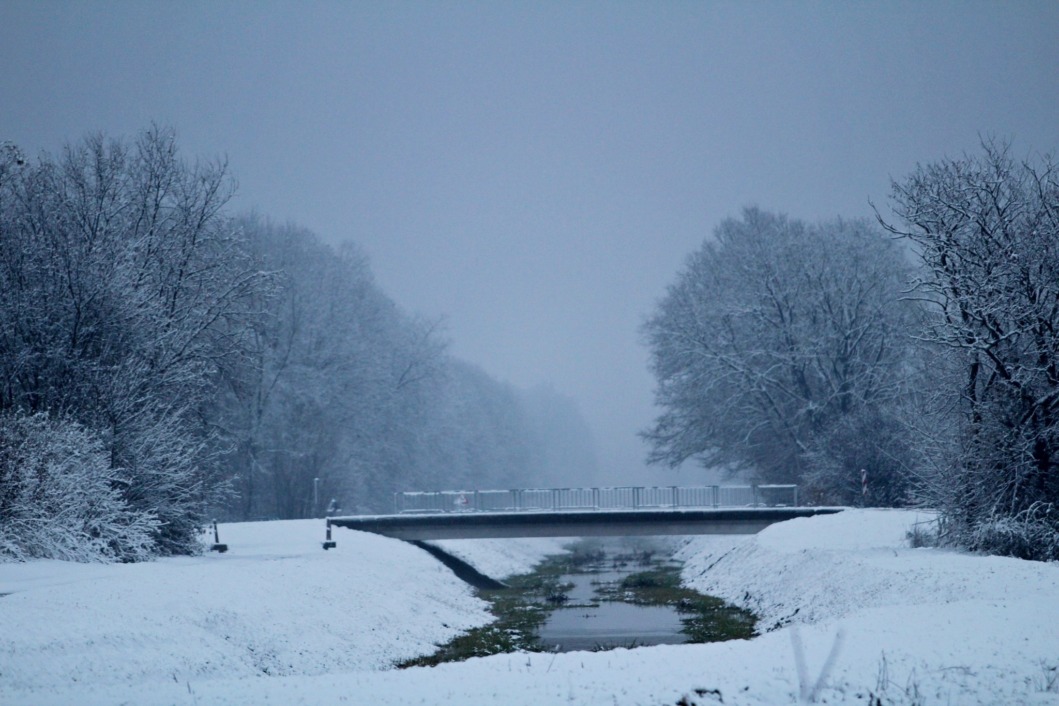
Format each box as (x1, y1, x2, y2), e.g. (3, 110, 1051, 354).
(322, 519, 336, 550)
(210, 519, 228, 553)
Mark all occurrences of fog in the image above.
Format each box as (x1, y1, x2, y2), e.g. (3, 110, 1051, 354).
(2, 1, 1057, 485)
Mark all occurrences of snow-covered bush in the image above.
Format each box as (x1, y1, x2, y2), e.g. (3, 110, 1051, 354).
(968, 504, 1059, 562)
(0, 412, 158, 562)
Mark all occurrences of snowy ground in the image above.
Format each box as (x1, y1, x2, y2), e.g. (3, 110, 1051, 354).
(1, 511, 1057, 705)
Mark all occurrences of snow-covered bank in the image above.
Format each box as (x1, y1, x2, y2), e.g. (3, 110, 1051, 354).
(678, 509, 1059, 630)
(677, 510, 1059, 703)
(2, 511, 1058, 705)
(0, 521, 561, 695)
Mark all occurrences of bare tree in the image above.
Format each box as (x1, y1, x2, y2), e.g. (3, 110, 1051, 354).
(884, 140, 1059, 558)
(643, 208, 918, 503)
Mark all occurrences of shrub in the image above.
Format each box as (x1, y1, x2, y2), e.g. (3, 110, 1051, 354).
(905, 519, 940, 549)
(0, 412, 158, 562)
(967, 503, 1059, 562)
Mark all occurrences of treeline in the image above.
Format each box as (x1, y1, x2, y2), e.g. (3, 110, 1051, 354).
(644, 140, 1059, 561)
(221, 216, 597, 520)
(0, 129, 597, 562)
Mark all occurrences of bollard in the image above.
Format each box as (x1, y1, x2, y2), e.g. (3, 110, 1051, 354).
(322, 519, 336, 550)
(209, 519, 228, 553)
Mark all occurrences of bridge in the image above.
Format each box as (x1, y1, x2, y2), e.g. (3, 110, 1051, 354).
(328, 485, 842, 540)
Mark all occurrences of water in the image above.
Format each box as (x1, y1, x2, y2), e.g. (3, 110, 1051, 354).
(401, 537, 755, 667)
(536, 539, 691, 652)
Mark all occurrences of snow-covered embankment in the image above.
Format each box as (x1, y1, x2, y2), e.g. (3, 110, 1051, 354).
(677, 510, 1059, 703)
(3, 511, 1059, 705)
(0, 520, 564, 694)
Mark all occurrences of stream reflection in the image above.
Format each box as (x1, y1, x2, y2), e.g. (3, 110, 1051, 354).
(537, 538, 689, 652)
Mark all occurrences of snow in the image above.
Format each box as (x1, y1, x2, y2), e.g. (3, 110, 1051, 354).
(430, 537, 569, 579)
(2, 510, 1058, 705)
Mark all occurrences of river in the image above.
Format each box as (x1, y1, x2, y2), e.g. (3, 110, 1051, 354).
(401, 537, 755, 667)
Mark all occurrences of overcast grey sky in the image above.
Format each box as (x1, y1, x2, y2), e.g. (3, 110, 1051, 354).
(3, 1, 1058, 485)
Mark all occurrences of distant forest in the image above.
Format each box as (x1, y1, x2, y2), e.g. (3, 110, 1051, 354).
(0, 128, 597, 561)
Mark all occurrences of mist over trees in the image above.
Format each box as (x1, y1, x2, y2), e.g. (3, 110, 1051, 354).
(218, 217, 600, 520)
(0, 129, 598, 560)
(518, 384, 600, 489)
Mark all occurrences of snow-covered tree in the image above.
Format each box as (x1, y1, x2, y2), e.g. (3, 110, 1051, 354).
(217, 218, 450, 517)
(643, 208, 918, 503)
(0, 128, 266, 554)
(884, 140, 1059, 558)
(218, 218, 599, 516)
(3, 129, 599, 541)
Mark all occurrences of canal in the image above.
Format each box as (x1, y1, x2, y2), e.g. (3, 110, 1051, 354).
(539, 538, 692, 651)
(400, 537, 755, 667)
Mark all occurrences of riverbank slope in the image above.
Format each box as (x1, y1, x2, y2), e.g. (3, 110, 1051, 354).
(2, 510, 1057, 704)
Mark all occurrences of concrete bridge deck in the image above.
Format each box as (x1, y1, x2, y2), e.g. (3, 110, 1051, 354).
(329, 506, 843, 540)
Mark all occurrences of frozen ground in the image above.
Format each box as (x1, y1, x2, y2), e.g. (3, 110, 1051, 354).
(1, 510, 1057, 705)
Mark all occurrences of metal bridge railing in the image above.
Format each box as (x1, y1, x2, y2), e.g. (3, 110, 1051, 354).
(393, 484, 799, 514)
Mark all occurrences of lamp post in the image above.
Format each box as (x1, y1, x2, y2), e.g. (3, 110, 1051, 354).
(313, 477, 320, 517)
